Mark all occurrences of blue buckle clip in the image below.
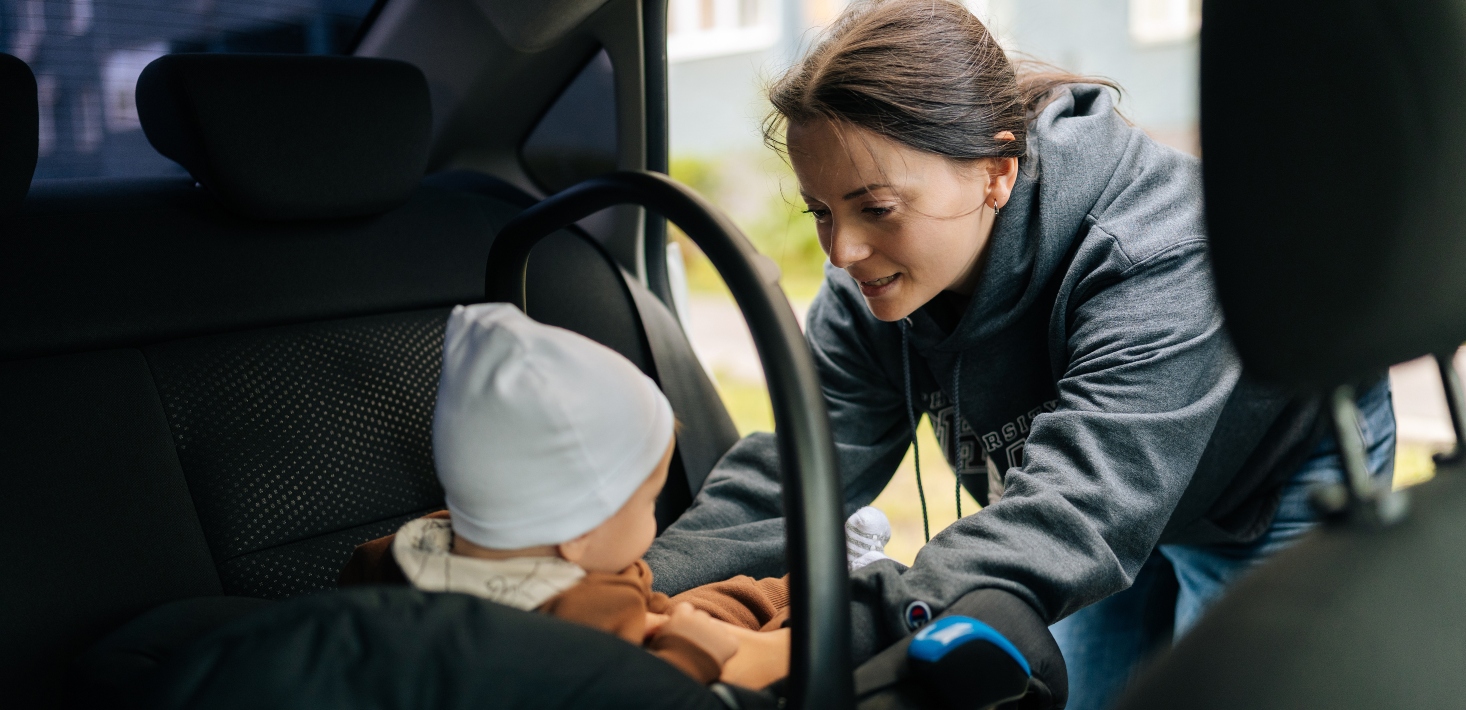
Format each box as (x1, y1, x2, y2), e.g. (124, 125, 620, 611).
(907, 615, 1031, 676)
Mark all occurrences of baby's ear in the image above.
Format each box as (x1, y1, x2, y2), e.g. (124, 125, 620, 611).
(557, 534, 590, 563)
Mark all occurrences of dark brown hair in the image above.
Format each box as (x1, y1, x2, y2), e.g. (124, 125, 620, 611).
(765, 0, 1120, 163)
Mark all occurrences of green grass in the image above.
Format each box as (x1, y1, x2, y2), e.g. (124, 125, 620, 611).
(712, 370, 978, 567)
(873, 417, 982, 567)
(669, 155, 828, 304)
(711, 370, 775, 437)
(1395, 442, 1443, 489)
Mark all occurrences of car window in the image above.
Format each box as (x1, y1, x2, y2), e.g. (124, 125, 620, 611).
(2, 0, 379, 180)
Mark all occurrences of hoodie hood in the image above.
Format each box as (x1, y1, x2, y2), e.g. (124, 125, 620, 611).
(932, 84, 1134, 352)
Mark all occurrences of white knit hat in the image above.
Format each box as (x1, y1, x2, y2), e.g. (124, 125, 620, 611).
(432, 303, 675, 549)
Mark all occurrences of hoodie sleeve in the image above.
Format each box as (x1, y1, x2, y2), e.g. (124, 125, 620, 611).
(848, 236, 1240, 658)
(644, 273, 913, 595)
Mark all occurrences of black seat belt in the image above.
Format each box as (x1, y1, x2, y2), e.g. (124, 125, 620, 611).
(620, 269, 740, 497)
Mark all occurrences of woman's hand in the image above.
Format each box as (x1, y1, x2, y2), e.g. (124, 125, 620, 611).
(653, 602, 740, 665)
(719, 626, 791, 689)
(643, 611, 670, 642)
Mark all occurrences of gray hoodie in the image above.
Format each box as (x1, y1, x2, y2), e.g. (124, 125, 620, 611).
(645, 85, 1323, 660)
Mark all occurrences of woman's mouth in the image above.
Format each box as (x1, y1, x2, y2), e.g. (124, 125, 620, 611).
(858, 273, 901, 297)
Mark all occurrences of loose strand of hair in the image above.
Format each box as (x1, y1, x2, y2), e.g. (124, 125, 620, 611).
(1010, 56, 1125, 118)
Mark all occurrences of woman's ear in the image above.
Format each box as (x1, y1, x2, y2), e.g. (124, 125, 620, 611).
(557, 533, 591, 563)
(985, 157, 1018, 210)
(987, 130, 1019, 209)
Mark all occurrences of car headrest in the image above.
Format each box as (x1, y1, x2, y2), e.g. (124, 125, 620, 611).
(136, 54, 431, 221)
(0, 53, 38, 215)
(1202, 1, 1466, 390)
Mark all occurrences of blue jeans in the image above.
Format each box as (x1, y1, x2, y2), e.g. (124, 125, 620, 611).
(1050, 379, 1396, 710)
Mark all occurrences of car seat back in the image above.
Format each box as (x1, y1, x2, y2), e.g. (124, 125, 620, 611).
(1202, 0, 1466, 390)
(1117, 2, 1466, 708)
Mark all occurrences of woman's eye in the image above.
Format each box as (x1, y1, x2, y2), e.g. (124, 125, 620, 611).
(802, 208, 830, 222)
(864, 206, 893, 217)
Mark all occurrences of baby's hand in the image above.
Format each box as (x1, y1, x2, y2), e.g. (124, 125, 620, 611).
(720, 626, 791, 689)
(654, 602, 739, 665)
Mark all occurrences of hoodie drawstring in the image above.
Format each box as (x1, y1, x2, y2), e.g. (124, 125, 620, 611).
(952, 351, 965, 521)
(900, 322, 931, 542)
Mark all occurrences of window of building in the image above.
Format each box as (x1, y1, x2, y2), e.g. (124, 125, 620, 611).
(667, 0, 779, 63)
(2, 0, 379, 180)
(1129, 0, 1201, 46)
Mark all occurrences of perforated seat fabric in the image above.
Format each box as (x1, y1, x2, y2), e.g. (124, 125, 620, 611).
(216, 515, 431, 599)
(1, 29, 746, 708)
(146, 310, 449, 598)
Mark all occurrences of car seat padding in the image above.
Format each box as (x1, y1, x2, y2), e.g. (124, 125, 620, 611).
(149, 587, 729, 710)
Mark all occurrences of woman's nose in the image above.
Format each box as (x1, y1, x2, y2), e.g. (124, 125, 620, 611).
(826, 225, 872, 269)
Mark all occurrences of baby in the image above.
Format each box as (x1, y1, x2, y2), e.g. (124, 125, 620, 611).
(341, 303, 793, 686)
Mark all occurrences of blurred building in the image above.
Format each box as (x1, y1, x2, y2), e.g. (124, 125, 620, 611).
(669, 0, 1202, 157)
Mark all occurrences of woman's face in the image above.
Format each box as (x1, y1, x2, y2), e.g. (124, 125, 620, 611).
(787, 119, 1017, 322)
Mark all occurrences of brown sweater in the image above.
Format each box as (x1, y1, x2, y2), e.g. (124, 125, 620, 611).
(339, 513, 790, 683)
(543, 559, 721, 682)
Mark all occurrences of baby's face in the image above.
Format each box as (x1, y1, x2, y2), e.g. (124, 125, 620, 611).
(568, 435, 674, 574)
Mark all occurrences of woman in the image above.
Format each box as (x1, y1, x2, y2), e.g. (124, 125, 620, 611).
(645, 1, 1395, 707)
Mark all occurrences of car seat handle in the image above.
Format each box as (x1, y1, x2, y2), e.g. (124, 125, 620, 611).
(485, 170, 854, 710)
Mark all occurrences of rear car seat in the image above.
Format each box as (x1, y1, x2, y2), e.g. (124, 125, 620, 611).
(1113, 2, 1466, 707)
(0, 53, 733, 708)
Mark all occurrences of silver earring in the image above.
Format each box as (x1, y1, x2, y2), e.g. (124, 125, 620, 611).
(993, 202, 1000, 219)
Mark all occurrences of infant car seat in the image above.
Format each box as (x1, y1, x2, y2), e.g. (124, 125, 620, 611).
(141, 167, 855, 709)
